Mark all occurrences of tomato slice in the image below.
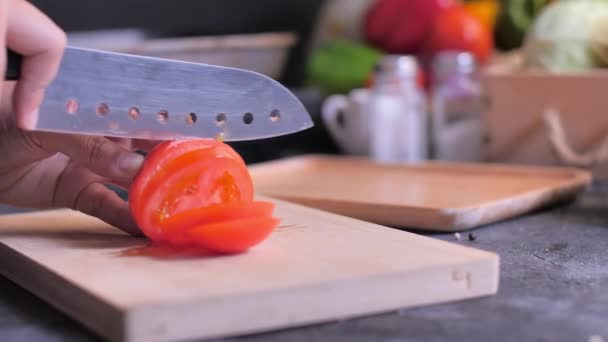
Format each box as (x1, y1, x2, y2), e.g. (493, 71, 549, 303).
(147, 143, 244, 191)
(186, 217, 280, 254)
(161, 201, 275, 233)
(143, 139, 245, 175)
(161, 201, 274, 246)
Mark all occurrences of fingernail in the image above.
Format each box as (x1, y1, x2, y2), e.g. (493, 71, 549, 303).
(118, 152, 144, 176)
(20, 109, 39, 130)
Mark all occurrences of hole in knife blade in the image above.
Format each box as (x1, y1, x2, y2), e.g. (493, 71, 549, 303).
(186, 112, 197, 125)
(215, 113, 227, 126)
(243, 112, 254, 125)
(157, 110, 169, 123)
(270, 109, 281, 122)
(96, 103, 109, 116)
(66, 99, 79, 114)
(128, 107, 140, 120)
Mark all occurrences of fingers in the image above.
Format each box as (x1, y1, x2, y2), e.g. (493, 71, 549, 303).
(73, 182, 142, 236)
(133, 139, 162, 152)
(47, 159, 141, 236)
(6, 0, 67, 130)
(34, 132, 144, 182)
(106, 137, 133, 150)
(106, 137, 162, 153)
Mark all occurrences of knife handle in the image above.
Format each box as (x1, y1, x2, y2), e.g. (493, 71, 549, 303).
(5, 49, 22, 81)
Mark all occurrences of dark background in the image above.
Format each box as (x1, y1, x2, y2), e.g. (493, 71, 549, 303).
(28, 0, 341, 163)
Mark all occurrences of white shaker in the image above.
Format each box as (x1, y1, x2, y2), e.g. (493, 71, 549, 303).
(430, 51, 484, 162)
(368, 55, 428, 163)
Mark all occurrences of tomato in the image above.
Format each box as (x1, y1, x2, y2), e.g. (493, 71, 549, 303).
(426, 6, 494, 64)
(146, 158, 254, 242)
(161, 201, 275, 232)
(363, 0, 458, 54)
(130, 139, 245, 215)
(187, 217, 280, 254)
(129, 139, 278, 253)
(161, 201, 275, 245)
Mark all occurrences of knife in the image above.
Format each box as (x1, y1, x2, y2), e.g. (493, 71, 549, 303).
(4, 47, 313, 141)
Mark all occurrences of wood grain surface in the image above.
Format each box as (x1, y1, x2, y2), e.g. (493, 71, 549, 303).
(249, 155, 592, 231)
(0, 197, 498, 342)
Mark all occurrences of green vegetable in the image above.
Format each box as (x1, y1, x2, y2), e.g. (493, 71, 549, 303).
(522, 0, 608, 72)
(494, 0, 550, 51)
(305, 39, 383, 94)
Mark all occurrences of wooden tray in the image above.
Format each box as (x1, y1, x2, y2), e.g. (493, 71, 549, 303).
(0, 197, 498, 342)
(249, 155, 592, 232)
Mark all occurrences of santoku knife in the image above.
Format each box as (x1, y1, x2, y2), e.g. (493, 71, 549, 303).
(5, 46, 313, 141)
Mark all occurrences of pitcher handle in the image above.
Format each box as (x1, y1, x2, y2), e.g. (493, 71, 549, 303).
(321, 94, 350, 149)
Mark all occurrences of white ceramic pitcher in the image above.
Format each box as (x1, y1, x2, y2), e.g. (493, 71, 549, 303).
(321, 88, 371, 156)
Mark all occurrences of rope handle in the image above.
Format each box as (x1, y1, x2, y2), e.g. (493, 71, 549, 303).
(543, 107, 608, 168)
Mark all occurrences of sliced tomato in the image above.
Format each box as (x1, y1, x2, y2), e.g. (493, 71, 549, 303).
(161, 201, 274, 246)
(186, 217, 280, 254)
(132, 157, 254, 242)
(129, 139, 245, 219)
(143, 139, 245, 174)
(129, 139, 278, 253)
(146, 155, 251, 209)
(147, 142, 244, 188)
(161, 201, 274, 234)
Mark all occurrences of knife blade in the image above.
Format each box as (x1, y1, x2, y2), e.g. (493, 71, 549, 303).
(5, 47, 313, 141)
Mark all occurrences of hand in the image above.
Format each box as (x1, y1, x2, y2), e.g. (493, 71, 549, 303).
(0, 83, 156, 235)
(0, 2, 156, 235)
(1, 0, 67, 130)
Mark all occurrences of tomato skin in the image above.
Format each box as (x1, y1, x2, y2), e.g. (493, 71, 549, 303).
(187, 217, 280, 254)
(364, 0, 458, 54)
(426, 6, 494, 64)
(129, 139, 278, 253)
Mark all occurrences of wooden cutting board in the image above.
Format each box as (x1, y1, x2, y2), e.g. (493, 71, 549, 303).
(0, 197, 499, 342)
(249, 155, 592, 232)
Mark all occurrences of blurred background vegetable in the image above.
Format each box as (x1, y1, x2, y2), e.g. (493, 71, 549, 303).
(426, 6, 494, 64)
(306, 39, 384, 94)
(522, 0, 608, 72)
(363, 0, 457, 54)
(462, 0, 500, 32)
(494, 0, 551, 51)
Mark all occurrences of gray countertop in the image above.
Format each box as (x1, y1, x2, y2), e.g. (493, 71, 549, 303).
(0, 183, 607, 342)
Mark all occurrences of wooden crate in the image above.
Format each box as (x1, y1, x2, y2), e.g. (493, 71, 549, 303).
(481, 67, 608, 178)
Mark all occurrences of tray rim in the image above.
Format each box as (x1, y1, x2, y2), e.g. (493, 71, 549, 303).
(248, 154, 592, 231)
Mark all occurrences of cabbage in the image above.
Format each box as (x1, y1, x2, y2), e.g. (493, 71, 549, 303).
(522, 0, 608, 72)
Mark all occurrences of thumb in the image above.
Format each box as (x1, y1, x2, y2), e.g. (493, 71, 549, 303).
(34, 132, 144, 182)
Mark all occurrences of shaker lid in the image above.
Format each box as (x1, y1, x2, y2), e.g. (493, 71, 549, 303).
(432, 50, 477, 76)
(375, 55, 418, 77)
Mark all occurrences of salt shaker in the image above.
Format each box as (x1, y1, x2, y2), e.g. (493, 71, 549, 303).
(368, 55, 428, 163)
(430, 51, 484, 162)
